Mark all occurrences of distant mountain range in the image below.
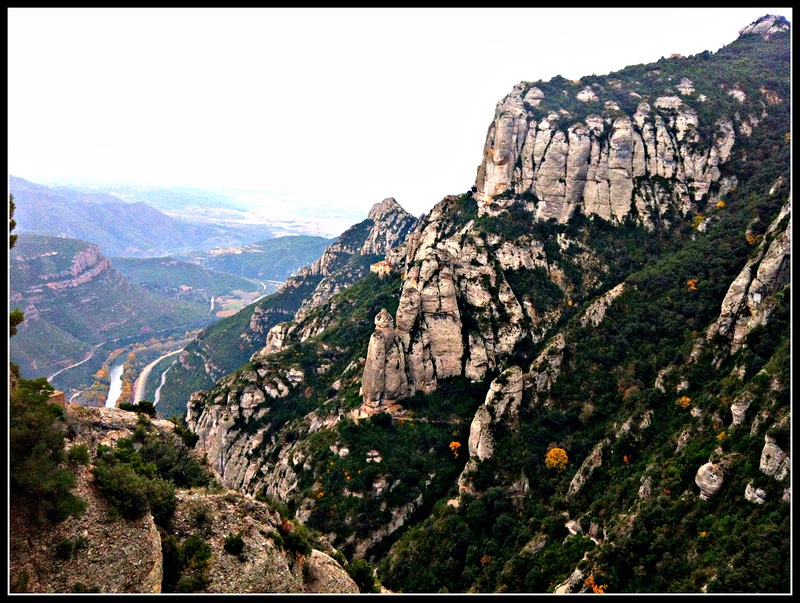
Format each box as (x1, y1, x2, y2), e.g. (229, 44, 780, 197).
(9, 176, 277, 257)
(177, 235, 335, 282)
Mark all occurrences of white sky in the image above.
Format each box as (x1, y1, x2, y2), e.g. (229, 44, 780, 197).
(7, 7, 792, 218)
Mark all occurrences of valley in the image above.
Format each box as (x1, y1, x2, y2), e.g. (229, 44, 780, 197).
(8, 13, 790, 595)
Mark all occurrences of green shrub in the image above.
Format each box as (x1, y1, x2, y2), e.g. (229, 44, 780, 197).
(56, 536, 87, 560)
(119, 400, 157, 417)
(67, 444, 90, 465)
(223, 531, 246, 556)
(162, 534, 212, 593)
(345, 558, 380, 593)
(10, 376, 86, 525)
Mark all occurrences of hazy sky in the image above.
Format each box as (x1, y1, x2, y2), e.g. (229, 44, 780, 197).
(8, 7, 792, 218)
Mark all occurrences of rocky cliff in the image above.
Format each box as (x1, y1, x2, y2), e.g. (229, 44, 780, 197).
(179, 15, 788, 593)
(9, 404, 358, 594)
(158, 198, 416, 412)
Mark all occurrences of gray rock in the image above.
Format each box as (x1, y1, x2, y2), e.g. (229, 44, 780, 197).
(695, 462, 724, 500)
(744, 481, 767, 504)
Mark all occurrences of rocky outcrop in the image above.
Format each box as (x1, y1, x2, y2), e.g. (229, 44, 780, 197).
(360, 308, 408, 414)
(702, 201, 790, 359)
(11, 407, 168, 593)
(760, 435, 790, 481)
(170, 490, 358, 593)
(738, 14, 790, 38)
(744, 482, 767, 504)
(474, 82, 738, 227)
(568, 440, 607, 498)
(361, 198, 418, 256)
(580, 283, 626, 327)
(695, 462, 724, 500)
(293, 198, 416, 323)
(527, 333, 567, 405)
(466, 367, 524, 462)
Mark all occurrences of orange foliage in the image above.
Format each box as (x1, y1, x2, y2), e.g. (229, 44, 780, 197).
(545, 447, 569, 473)
(585, 570, 608, 593)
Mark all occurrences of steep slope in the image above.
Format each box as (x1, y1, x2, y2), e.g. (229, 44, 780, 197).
(9, 234, 214, 382)
(9, 398, 358, 594)
(155, 198, 417, 418)
(171, 15, 789, 593)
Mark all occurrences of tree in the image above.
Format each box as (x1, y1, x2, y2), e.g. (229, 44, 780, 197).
(545, 448, 569, 474)
(9, 194, 24, 337)
(10, 193, 17, 249)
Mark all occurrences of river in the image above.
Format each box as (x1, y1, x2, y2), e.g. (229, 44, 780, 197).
(105, 362, 125, 408)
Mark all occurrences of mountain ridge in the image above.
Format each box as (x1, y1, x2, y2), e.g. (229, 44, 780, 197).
(182, 15, 790, 592)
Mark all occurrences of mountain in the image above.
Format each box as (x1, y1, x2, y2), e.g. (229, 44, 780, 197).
(9, 234, 215, 384)
(9, 14, 790, 595)
(154, 197, 417, 419)
(9, 176, 276, 257)
(110, 256, 266, 306)
(178, 16, 790, 593)
(179, 235, 335, 282)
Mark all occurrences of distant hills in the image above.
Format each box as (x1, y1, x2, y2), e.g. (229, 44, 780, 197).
(178, 235, 335, 281)
(9, 176, 277, 257)
(110, 256, 264, 305)
(9, 234, 215, 382)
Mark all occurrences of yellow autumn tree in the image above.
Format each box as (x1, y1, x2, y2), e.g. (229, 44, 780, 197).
(545, 447, 568, 473)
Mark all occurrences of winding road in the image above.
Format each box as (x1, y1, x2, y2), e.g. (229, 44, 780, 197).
(132, 348, 184, 403)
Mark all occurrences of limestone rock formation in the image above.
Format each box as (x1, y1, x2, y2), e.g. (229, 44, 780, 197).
(695, 462, 724, 500)
(580, 283, 626, 328)
(744, 482, 767, 504)
(466, 366, 524, 462)
(738, 14, 790, 38)
(760, 436, 790, 481)
(360, 308, 408, 414)
(702, 201, 790, 359)
(474, 79, 739, 228)
(568, 440, 607, 498)
(293, 198, 416, 323)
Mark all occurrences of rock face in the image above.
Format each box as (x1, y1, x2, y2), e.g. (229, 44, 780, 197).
(744, 482, 767, 504)
(760, 436, 790, 481)
(293, 198, 417, 323)
(474, 82, 737, 228)
(9, 404, 357, 594)
(703, 201, 790, 357)
(568, 440, 607, 498)
(738, 14, 790, 38)
(170, 490, 358, 594)
(580, 283, 626, 327)
(466, 367, 524, 462)
(360, 308, 408, 414)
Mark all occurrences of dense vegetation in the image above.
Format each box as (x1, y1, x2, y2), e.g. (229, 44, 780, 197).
(10, 376, 87, 525)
